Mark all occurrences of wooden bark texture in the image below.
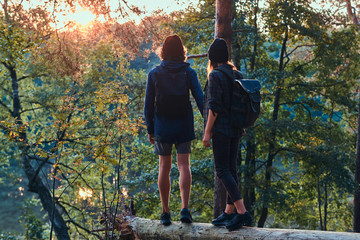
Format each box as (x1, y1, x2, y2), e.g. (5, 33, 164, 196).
(128, 217, 360, 240)
(213, 0, 233, 217)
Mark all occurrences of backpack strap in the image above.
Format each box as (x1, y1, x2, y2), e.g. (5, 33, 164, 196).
(211, 69, 234, 114)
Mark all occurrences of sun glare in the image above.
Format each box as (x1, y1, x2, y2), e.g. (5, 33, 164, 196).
(78, 187, 93, 200)
(67, 8, 97, 26)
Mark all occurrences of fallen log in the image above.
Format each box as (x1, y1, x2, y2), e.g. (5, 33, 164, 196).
(127, 217, 360, 240)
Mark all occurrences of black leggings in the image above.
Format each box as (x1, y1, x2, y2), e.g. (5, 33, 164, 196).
(212, 132, 242, 205)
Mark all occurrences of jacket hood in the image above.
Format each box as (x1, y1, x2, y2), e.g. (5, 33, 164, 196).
(160, 60, 190, 73)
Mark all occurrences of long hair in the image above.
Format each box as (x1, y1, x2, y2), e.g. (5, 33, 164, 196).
(158, 35, 188, 62)
(160, 46, 187, 62)
(207, 60, 237, 79)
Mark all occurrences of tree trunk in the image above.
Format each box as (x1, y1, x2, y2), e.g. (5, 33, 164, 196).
(126, 217, 360, 240)
(23, 155, 70, 239)
(244, 2, 259, 218)
(215, 0, 233, 58)
(257, 27, 288, 228)
(250, 2, 259, 72)
(346, 0, 360, 232)
(244, 130, 256, 217)
(9, 64, 70, 239)
(317, 177, 324, 230)
(213, 0, 233, 218)
(324, 181, 328, 231)
(354, 91, 360, 232)
(355, 188, 360, 232)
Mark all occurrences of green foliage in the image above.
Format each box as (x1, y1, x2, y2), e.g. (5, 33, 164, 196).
(19, 199, 46, 240)
(0, 231, 22, 240)
(1, 0, 359, 236)
(127, 0, 359, 231)
(0, 13, 145, 237)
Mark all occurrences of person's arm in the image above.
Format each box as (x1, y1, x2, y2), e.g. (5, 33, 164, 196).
(188, 68, 204, 116)
(203, 109, 217, 147)
(202, 71, 223, 147)
(144, 72, 155, 144)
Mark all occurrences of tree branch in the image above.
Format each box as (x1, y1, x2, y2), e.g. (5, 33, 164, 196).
(187, 53, 207, 59)
(20, 106, 46, 114)
(232, 28, 257, 33)
(57, 200, 102, 239)
(18, 74, 49, 82)
(285, 44, 316, 59)
(280, 101, 313, 120)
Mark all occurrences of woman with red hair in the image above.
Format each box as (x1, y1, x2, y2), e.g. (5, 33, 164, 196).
(144, 35, 203, 226)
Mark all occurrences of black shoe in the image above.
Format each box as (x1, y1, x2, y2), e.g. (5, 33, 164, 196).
(180, 208, 193, 223)
(226, 211, 252, 231)
(160, 212, 171, 226)
(211, 211, 236, 226)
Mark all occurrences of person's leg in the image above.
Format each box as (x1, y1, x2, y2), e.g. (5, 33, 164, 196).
(175, 141, 193, 223)
(212, 132, 242, 205)
(158, 154, 172, 213)
(211, 132, 250, 228)
(228, 137, 247, 215)
(225, 137, 252, 230)
(177, 153, 191, 209)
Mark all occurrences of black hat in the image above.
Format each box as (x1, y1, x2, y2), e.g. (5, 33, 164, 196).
(208, 38, 229, 63)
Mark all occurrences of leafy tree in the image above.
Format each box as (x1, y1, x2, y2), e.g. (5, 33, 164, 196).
(19, 199, 46, 240)
(0, 3, 147, 239)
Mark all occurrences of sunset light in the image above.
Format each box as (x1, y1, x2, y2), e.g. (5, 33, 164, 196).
(78, 187, 93, 200)
(2, 0, 359, 238)
(65, 7, 97, 26)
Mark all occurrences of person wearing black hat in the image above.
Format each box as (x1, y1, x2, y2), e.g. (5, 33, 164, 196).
(144, 35, 203, 226)
(203, 38, 252, 231)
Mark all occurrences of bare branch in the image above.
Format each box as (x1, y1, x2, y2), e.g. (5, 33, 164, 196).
(232, 28, 258, 33)
(285, 44, 316, 59)
(187, 53, 207, 59)
(18, 74, 49, 82)
(57, 201, 101, 239)
(280, 101, 313, 120)
(20, 106, 46, 114)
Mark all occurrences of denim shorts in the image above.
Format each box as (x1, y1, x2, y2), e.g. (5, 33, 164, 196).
(154, 141, 191, 156)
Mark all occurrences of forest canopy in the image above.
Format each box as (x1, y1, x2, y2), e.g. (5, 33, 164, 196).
(0, 0, 360, 239)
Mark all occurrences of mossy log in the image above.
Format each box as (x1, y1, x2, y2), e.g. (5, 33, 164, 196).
(127, 217, 360, 240)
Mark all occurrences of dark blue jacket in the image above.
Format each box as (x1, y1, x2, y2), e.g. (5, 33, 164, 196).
(144, 60, 204, 143)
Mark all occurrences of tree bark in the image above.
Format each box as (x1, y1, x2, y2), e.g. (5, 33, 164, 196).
(244, 130, 256, 217)
(346, 0, 360, 233)
(127, 217, 360, 240)
(215, 0, 233, 58)
(243, 3, 259, 218)
(317, 177, 324, 230)
(213, 0, 234, 218)
(324, 182, 328, 231)
(354, 91, 360, 232)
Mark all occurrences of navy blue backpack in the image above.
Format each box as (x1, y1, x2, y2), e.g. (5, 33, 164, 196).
(215, 69, 261, 128)
(154, 66, 190, 118)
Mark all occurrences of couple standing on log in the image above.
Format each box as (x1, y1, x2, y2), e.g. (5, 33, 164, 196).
(144, 34, 252, 231)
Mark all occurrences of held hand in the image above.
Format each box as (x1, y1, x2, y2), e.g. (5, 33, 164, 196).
(202, 132, 212, 148)
(148, 134, 155, 144)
